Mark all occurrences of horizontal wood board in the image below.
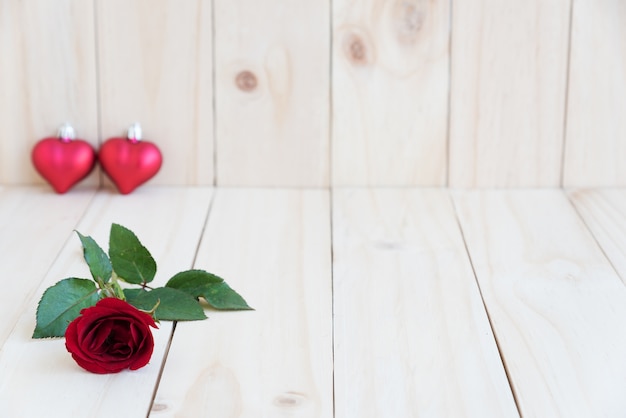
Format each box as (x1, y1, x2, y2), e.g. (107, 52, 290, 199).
(453, 189, 626, 416)
(0, 187, 95, 348)
(568, 189, 626, 285)
(0, 187, 213, 418)
(151, 188, 333, 417)
(332, 188, 518, 417)
(2, 186, 626, 416)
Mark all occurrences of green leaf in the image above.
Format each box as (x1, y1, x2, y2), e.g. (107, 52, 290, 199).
(128, 287, 206, 321)
(108, 223, 156, 285)
(122, 287, 147, 302)
(166, 269, 253, 310)
(33, 278, 100, 338)
(76, 231, 112, 283)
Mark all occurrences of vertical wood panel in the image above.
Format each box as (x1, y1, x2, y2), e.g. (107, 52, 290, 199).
(333, 189, 518, 417)
(214, 0, 330, 187)
(332, 0, 449, 186)
(151, 189, 333, 416)
(449, 0, 570, 187)
(0, 0, 98, 185)
(97, 0, 213, 185)
(564, 0, 626, 187)
(453, 190, 626, 416)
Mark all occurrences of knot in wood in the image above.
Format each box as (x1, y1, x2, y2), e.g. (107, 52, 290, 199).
(273, 392, 307, 408)
(394, 0, 427, 43)
(343, 33, 370, 66)
(150, 403, 168, 412)
(235, 70, 258, 92)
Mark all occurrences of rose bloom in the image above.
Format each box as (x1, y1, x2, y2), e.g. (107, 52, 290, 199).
(65, 297, 157, 374)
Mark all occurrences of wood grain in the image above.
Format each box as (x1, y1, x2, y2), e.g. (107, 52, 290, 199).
(214, 0, 330, 187)
(568, 189, 626, 285)
(564, 0, 626, 187)
(332, 0, 449, 186)
(449, 0, 570, 187)
(97, 0, 213, 186)
(151, 189, 333, 417)
(333, 189, 518, 417)
(0, 0, 98, 185)
(453, 190, 626, 416)
(0, 186, 95, 348)
(0, 187, 213, 418)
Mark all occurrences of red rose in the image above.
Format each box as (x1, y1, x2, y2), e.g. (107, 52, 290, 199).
(65, 298, 157, 374)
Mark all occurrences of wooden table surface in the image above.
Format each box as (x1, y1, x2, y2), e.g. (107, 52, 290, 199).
(0, 186, 625, 417)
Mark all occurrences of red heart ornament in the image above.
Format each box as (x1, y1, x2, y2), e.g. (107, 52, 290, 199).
(99, 124, 162, 194)
(31, 125, 96, 194)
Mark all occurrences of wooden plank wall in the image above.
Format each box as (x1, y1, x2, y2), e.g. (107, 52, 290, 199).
(564, 0, 626, 187)
(0, 0, 625, 188)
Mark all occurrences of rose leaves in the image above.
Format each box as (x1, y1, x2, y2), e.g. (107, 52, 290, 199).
(33, 223, 252, 339)
(33, 278, 100, 339)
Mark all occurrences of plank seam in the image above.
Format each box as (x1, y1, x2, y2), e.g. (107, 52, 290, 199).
(448, 191, 523, 417)
(93, 0, 104, 189)
(0, 189, 99, 343)
(328, 0, 334, 189)
(559, 0, 575, 188)
(445, 0, 453, 188)
(329, 190, 337, 418)
(145, 188, 217, 417)
(565, 190, 626, 286)
(211, 0, 218, 187)
(329, 0, 336, 415)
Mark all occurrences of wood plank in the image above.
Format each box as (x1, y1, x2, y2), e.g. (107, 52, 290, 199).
(568, 189, 626, 285)
(97, 0, 213, 186)
(0, 0, 98, 185)
(333, 189, 518, 417)
(564, 0, 626, 187)
(453, 190, 626, 416)
(332, 0, 449, 186)
(0, 187, 213, 418)
(214, 1, 330, 187)
(449, 0, 570, 187)
(0, 186, 95, 348)
(150, 189, 333, 417)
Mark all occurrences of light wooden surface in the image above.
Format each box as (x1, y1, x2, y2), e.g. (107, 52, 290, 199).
(332, 0, 449, 186)
(96, 0, 214, 186)
(332, 189, 518, 417)
(564, 0, 626, 187)
(1, 187, 626, 416)
(214, 0, 330, 187)
(0, 187, 213, 418)
(449, 0, 570, 187)
(568, 189, 626, 285)
(0, 187, 95, 348)
(453, 190, 626, 417)
(1, 1, 626, 188)
(0, 0, 99, 186)
(152, 189, 333, 417)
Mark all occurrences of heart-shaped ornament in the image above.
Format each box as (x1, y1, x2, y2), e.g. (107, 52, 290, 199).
(99, 123, 162, 194)
(31, 124, 96, 193)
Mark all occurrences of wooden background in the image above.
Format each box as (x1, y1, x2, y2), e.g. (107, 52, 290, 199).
(0, 0, 625, 188)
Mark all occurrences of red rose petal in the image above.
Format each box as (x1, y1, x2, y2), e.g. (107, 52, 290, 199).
(64, 298, 156, 374)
